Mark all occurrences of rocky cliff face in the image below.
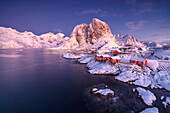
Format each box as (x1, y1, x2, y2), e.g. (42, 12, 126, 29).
(87, 18, 116, 44)
(61, 18, 118, 49)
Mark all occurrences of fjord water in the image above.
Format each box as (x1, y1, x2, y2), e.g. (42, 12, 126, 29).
(0, 49, 120, 113)
(0, 49, 168, 113)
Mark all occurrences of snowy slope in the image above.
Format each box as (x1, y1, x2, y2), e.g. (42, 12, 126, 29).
(114, 34, 146, 47)
(0, 27, 67, 48)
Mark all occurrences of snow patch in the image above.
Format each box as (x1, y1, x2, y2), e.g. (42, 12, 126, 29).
(134, 87, 156, 106)
(140, 107, 159, 113)
(63, 52, 85, 59)
(92, 88, 114, 96)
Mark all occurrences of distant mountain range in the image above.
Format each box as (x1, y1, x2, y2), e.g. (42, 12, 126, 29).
(0, 18, 163, 49)
(141, 41, 163, 48)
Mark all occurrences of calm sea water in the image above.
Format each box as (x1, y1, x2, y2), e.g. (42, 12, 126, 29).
(0, 49, 168, 113)
(0, 49, 117, 113)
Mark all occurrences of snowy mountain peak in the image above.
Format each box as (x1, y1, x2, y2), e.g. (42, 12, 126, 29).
(114, 34, 146, 47)
(59, 18, 118, 50)
(87, 18, 115, 44)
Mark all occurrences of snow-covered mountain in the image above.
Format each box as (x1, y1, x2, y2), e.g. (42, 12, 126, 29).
(0, 27, 68, 48)
(57, 18, 118, 50)
(142, 41, 162, 48)
(114, 34, 146, 47)
(0, 18, 148, 49)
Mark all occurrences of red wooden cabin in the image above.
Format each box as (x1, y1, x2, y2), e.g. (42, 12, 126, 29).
(101, 54, 110, 61)
(108, 56, 121, 63)
(130, 57, 147, 65)
(95, 54, 110, 61)
(95, 54, 103, 61)
(89, 48, 96, 52)
(113, 50, 119, 55)
(110, 49, 122, 55)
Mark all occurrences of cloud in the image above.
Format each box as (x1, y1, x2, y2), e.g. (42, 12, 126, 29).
(139, 2, 154, 8)
(160, 25, 170, 29)
(80, 8, 102, 15)
(125, 21, 147, 30)
(131, 7, 154, 15)
(100, 11, 107, 17)
(53, 28, 63, 33)
(155, 19, 166, 23)
(112, 13, 123, 18)
(150, 33, 167, 37)
(131, 2, 162, 15)
(75, 8, 108, 17)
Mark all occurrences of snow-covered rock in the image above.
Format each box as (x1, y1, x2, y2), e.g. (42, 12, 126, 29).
(88, 61, 119, 74)
(140, 107, 159, 113)
(93, 88, 114, 96)
(134, 87, 156, 106)
(78, 55, 94, 63)
(62, 52, 85, 59)
(91, 87, 115, 99)
(162, 97, 170, 108)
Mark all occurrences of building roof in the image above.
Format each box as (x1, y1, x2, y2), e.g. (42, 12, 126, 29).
(95, 54, 103, 56)
(130, 57, 146, 62)
(110, 56, 121, 59)
(101, 54, 110, 57)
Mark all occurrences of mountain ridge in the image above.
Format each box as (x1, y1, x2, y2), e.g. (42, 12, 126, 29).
(0, 18, 147, 49)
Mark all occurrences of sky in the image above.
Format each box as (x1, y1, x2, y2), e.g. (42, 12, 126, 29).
(0, 0, 170, 43)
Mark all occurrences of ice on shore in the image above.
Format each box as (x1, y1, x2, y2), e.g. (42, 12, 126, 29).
(134, 87, 156, 106)
(63, 50, 170, 92)
(63, 52, 85, 59)
(78, 55, 94, 63)
(86, 57, 170, 91)
(88, 62, 119, 74)
(140, 107, 159, 113)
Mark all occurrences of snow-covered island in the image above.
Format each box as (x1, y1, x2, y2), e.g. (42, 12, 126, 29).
(62, 19, 169, 92)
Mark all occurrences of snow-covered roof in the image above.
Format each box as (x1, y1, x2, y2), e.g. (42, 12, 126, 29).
(95, 54, 102, 56)
(119, 46, 129, 49)
(130, 57, 146, 62)
(109, 48, 122, 52)
(98, 49, 110, 52)
(101, 54, 110, 57)
(163, 44, 170, 47)
(110, 56, 121, 59)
